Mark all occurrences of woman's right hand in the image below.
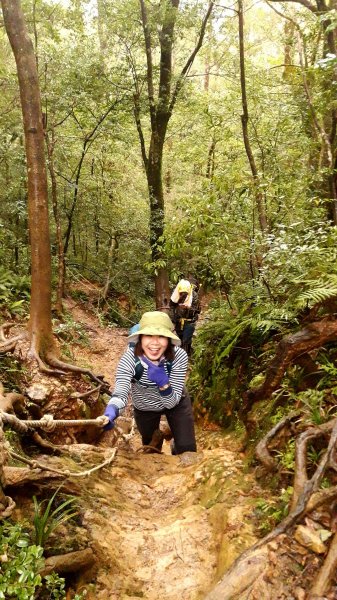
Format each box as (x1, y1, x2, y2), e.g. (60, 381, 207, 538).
(103, 404, 119, 430)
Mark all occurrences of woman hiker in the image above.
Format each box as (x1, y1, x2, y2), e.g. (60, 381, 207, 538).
(102, 311, 197, 455)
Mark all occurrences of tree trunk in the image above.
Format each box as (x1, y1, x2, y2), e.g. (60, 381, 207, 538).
(136, 0, 214, 308)
(45, 127, 65, 314)
(238, 0, 268, 233)
(1, 0, 55, 360)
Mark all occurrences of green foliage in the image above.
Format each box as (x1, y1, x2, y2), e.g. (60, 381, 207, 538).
(294, 389, 327, 425)
(33, 489, 79, 548)
(0, 267, 30, 316)
(44, 572, 86, 599)
(274, 439, 296, 473)
(296, 275, 337, 308)
(0, 521, 44, 599)
(254, 487, 293, 533)
(0, 355, 27, 392)
(53, 315, 89, 347)
(43, 573, 65, 599)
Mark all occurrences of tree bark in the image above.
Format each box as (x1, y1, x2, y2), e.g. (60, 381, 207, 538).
(1, 0, 55, 360)
(45, 126, 65, 314)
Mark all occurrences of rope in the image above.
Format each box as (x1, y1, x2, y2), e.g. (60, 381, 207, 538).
(0, 411, 109, 432)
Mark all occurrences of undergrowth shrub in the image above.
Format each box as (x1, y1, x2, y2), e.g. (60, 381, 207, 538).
(0, 267, 30, 317)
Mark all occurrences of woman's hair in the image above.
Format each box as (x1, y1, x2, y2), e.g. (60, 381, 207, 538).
(134, 335, 175, 361)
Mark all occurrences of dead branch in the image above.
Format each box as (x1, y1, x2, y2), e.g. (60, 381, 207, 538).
(308, 531, 337, 599)
(245, 320, 337, 407)
(40, 548, 95, 577)
(255, 411, 300, 472)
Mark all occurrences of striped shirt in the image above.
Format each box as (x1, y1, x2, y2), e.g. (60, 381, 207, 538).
(108, 346, 188, 412)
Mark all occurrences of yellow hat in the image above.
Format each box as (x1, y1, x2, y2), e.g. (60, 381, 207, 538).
(127, 311, 180, 345)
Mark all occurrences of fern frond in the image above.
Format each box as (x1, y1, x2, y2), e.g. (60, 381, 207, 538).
(296, 278, 337, 308)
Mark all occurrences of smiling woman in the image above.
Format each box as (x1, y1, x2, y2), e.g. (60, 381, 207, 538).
(102, 311, 197, 455)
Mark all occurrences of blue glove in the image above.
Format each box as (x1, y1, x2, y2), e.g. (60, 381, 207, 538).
(103, 404, 119, 431)
(142, 356, 170, 388)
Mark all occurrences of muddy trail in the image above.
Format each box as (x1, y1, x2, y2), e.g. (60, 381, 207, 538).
(49, 297, 264, 599)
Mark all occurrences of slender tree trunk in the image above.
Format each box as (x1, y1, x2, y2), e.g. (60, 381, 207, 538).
(1, 0, 55, 359)
(45, 127, 65, 314)
(136, 0, 214, 307)
(238, 0, 268, 233)
(102, 231, 119, 300)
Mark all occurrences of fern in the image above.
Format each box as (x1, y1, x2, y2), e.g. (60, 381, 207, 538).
(296, 275, 337, 308)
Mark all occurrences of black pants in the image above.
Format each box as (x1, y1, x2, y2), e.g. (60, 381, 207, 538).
(133, 390, 197, 454)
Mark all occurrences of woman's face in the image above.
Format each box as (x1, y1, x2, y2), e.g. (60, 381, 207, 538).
(141, 335, 169, 361)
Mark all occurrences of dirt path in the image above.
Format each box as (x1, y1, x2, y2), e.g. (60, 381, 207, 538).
(60, 299, 263, 599)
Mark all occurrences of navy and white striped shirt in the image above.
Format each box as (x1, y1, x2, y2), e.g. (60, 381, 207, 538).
(108, 346, 188, 412)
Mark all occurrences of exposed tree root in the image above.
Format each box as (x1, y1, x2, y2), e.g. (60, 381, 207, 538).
(0, 414, 15, 518)
(8, 447, 117, 478)
(0, 383, 26, 415)
(45, 354, 111, 392)
(206, 418, 337, 599)
(69, 384, 102, 400)
(40, 548, 95, 577)
(308, 531, 337, 599)
(245, 319, 337, 407)
(31, 431, 63, 453)
(0, 322, 26, 353)
(31, 350, 67, 376)
(306, 485, 337, 513)
(291, 422, 332, 510)
(255, 411, 300, 472)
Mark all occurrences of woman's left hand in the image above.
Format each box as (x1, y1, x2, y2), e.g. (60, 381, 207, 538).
(142, 356, 170, 387)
